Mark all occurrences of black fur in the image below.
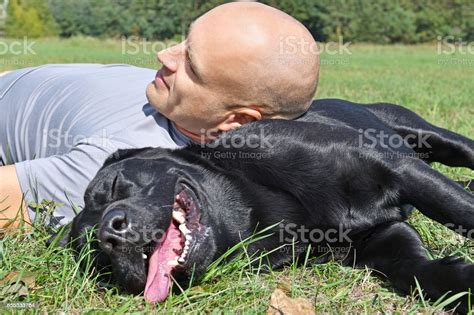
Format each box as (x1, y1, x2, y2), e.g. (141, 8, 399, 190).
(70, 99, 474, 312)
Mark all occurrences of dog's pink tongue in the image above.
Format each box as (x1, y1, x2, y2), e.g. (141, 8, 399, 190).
(144, 223, 182, 303)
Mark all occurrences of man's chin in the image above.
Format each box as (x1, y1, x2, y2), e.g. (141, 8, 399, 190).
(145, 81, 157, 101)
(146, 83, 167, 112)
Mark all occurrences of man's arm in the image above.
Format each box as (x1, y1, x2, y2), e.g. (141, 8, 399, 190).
(1, 69, 29, 229)
(0, 165, 30, 230)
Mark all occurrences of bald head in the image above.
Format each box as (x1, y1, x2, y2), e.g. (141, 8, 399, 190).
(190, 2, 320, 118)
(147, 2, 320, 141)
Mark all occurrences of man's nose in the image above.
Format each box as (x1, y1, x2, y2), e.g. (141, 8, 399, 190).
(156, 42, 185, 72)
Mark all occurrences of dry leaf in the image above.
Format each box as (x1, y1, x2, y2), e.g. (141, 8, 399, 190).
(0, 271, 19, 286)
(267, 288, 315, 315)
(1, 281, 28, 299)
(0, 271, 36, 287)
(0, 271, 37, 300)
(19, 272, 36, 287)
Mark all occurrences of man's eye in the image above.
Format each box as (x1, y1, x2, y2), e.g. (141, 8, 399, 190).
(186, 55, 196, 75)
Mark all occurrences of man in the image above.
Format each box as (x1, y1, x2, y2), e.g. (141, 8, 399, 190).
(0, 2, 319, 229)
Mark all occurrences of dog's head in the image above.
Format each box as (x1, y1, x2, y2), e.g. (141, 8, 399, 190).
(69, 147, 246, 302)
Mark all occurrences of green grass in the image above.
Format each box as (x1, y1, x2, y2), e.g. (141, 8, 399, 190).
(1, 37, 473, 313)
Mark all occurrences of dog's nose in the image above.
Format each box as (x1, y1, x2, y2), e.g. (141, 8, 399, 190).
(99, 209, 131, 254)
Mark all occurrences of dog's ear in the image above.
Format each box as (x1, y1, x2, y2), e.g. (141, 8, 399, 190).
(46, 223, 72, 248)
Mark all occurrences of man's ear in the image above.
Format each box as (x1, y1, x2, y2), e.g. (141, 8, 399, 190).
(218, 107, 262, 132)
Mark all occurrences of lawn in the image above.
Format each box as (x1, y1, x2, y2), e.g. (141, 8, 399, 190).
(1, 37, 473, 313)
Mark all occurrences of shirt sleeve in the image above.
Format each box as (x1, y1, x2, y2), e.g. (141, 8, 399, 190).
(14, 137, 133, 227)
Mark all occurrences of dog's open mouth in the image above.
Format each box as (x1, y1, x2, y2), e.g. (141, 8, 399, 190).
(144, 183, 201, 303)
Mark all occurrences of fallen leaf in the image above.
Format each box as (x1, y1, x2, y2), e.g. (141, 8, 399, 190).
(0, 271, 36, 287)
(1, 282, 28, 300)
(267, 288, 315, 315)
(0, 271, 19, 286)
(19, 272, 36, 287)
(0, 271, 37, 300)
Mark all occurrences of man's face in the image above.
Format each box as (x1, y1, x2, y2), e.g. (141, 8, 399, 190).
(146, 7, 270, 137)
(146, 22, 228, 136)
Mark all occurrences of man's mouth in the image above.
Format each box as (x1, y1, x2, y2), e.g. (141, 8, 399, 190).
(144, 184, 201, 303)
(154, 69, 170, 90)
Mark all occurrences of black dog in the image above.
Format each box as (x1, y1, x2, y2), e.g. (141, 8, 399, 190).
(68, 99, 474, 312)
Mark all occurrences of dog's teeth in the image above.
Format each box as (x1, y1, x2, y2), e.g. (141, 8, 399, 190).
(185, 234, 192, 241)
(142, 253, 147, 260)
(179, 223, 190, 235)
(172, 210, 186, 224)
(185, 239, 191, 247)
(168, 259, 179, 266)
(177, 257, 185, 263)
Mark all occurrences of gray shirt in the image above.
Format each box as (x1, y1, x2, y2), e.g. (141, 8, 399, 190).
(0, 64, 191, 226)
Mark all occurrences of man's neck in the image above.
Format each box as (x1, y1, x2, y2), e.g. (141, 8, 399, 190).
(175, 124, 214, 144)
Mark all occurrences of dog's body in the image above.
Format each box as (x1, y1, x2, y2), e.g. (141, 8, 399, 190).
(70, 99, 474, 312)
